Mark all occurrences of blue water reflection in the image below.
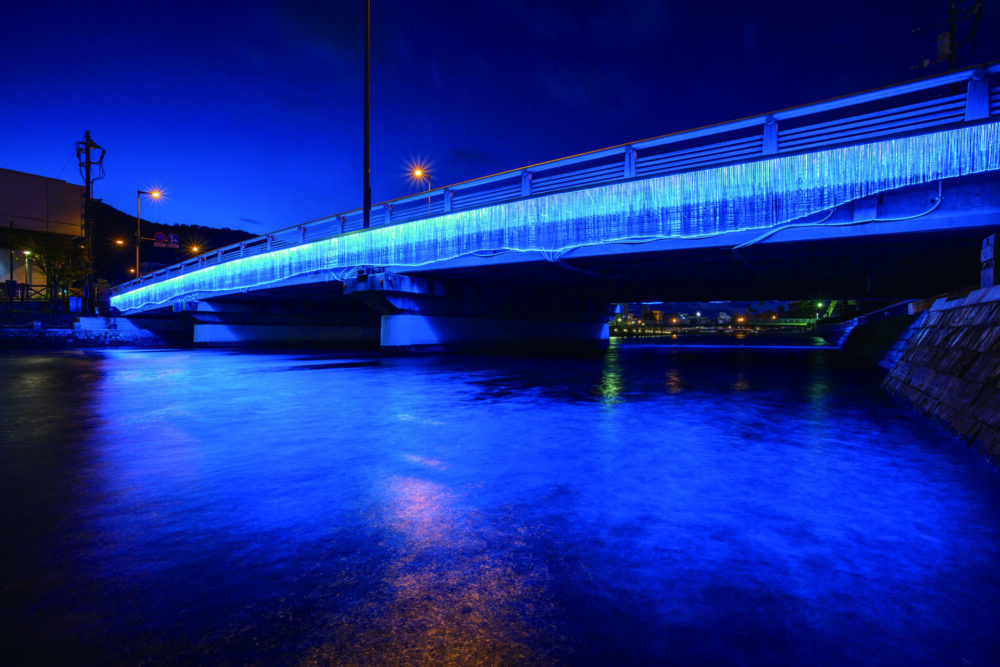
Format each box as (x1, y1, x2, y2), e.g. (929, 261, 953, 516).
(1, 343, 998, 665)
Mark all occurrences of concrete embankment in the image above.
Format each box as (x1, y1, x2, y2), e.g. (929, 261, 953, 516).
(0, 317, 192, 349)
(844, 286, 1000, 465)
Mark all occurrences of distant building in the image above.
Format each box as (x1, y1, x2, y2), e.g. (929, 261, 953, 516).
(718, 312, 732, 324)
(640, 305, 661, 322)
(1, 167, 84, 286)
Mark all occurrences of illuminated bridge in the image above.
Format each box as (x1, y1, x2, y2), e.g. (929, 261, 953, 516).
(111, 65, 1000, 351)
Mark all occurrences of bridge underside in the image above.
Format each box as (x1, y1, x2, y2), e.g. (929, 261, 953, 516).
(425, 219, 990, 304)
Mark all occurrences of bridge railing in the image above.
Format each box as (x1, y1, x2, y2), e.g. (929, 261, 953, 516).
(114, 63, 1000, 298)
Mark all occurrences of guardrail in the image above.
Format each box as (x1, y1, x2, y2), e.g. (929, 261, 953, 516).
(1, 284, 83, 308)
(113, 63, 1000, 297)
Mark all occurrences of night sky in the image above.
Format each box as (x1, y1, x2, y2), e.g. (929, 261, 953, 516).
(5, 1, 999, 236)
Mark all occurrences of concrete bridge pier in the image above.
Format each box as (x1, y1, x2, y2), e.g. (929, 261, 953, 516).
(344, 271, 610, 354)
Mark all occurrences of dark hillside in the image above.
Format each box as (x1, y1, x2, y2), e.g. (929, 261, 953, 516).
(93, 203, 256, 283)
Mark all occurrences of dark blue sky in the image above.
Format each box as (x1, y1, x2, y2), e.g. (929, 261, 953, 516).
(4, 1, 998, 236)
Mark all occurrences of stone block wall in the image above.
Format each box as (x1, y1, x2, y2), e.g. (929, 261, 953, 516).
(0, 317, 192, 349)
(883, 286, 1000, 464)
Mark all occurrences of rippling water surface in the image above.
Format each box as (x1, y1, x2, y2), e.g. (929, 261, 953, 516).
(2, 341, 999, 665)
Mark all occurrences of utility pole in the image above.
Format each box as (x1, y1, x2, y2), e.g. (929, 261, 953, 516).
(76, 131, 105, 315)
(7, 220, 13, 311)
(363, 0, 372, 229)
(947, 0, 959, 71)
(912, 1, 982, 72)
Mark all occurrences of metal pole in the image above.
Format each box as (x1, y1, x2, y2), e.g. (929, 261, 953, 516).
(7, 220, 12, 310)
(136, 191, 142, 277)
(84, 131, 94, 313)
(363, 0, 371, 228)
(948, 0, 958, 71)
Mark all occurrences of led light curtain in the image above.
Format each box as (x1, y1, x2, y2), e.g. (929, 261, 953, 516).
(114, 123, 999, 312)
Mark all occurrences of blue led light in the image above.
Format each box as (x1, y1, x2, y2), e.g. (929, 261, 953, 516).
(113, 124, 1000, 312)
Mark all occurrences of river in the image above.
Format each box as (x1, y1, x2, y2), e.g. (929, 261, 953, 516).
(2, 339, 998, 665)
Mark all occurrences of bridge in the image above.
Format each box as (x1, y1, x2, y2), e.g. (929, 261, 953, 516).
(111, 65, 1000, 352)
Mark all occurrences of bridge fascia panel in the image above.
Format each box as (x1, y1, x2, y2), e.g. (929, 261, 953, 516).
(112, 123, 1000, 315)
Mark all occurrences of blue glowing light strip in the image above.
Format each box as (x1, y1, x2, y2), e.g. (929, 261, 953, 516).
(113, 123, 999, 312)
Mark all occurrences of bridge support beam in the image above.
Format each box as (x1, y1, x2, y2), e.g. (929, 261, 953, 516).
(178, 298, 381, 349)
(378, 313, 608, 355)
(193, 323, 379, 348)
(345, 271, 610, 354)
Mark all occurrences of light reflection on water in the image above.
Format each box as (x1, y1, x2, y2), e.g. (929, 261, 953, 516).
(1, 342, 999, 665)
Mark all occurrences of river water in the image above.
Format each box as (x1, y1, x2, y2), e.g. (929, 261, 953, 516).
(1, 340, 998, 665)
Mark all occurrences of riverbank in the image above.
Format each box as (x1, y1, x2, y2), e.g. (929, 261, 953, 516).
(880, 285, 1000, 465)
(832, 286, 1000, 465)
(0, 316, 191, 349)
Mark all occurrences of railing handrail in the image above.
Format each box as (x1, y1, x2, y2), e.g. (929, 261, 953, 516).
(114, 61, 1000, 297)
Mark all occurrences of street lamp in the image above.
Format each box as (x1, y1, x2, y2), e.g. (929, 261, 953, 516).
(136, 189, 162, 277)
(410, 165, 431, 210)
(412, 167, 430, 191)
(22, 250, 31, 286)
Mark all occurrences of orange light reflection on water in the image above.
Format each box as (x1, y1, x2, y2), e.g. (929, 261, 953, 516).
(305, 475, 563, 664)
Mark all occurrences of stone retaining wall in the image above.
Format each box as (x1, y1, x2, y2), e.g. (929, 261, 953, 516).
(882, 286, 1000, 464)
(0, 317, 191, 349)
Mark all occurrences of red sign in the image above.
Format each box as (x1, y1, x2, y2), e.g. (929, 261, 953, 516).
(153, 232, 180, 249)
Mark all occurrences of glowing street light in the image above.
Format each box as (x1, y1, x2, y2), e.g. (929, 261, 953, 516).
(408, 163, 432, 210)
(411, 167, 430, 191)
(22, 250, 32, 286)
(136, 189, 163, 277)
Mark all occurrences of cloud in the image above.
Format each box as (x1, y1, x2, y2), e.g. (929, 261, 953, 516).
(447, 148, 501, 171)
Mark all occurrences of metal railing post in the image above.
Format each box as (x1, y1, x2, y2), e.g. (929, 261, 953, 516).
(763, 116, 778, 155)
(521, 171, 533, 197)
(624, 146, 636, 178)
(965, 69, 990, 121)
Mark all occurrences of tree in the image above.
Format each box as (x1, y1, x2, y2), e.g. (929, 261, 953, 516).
(25, 233, 86, 309)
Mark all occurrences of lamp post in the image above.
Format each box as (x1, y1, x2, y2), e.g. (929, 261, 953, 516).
(411, 167, 431, 210)
(22, 250, 32, 288)
(136, 189, 162, 276)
